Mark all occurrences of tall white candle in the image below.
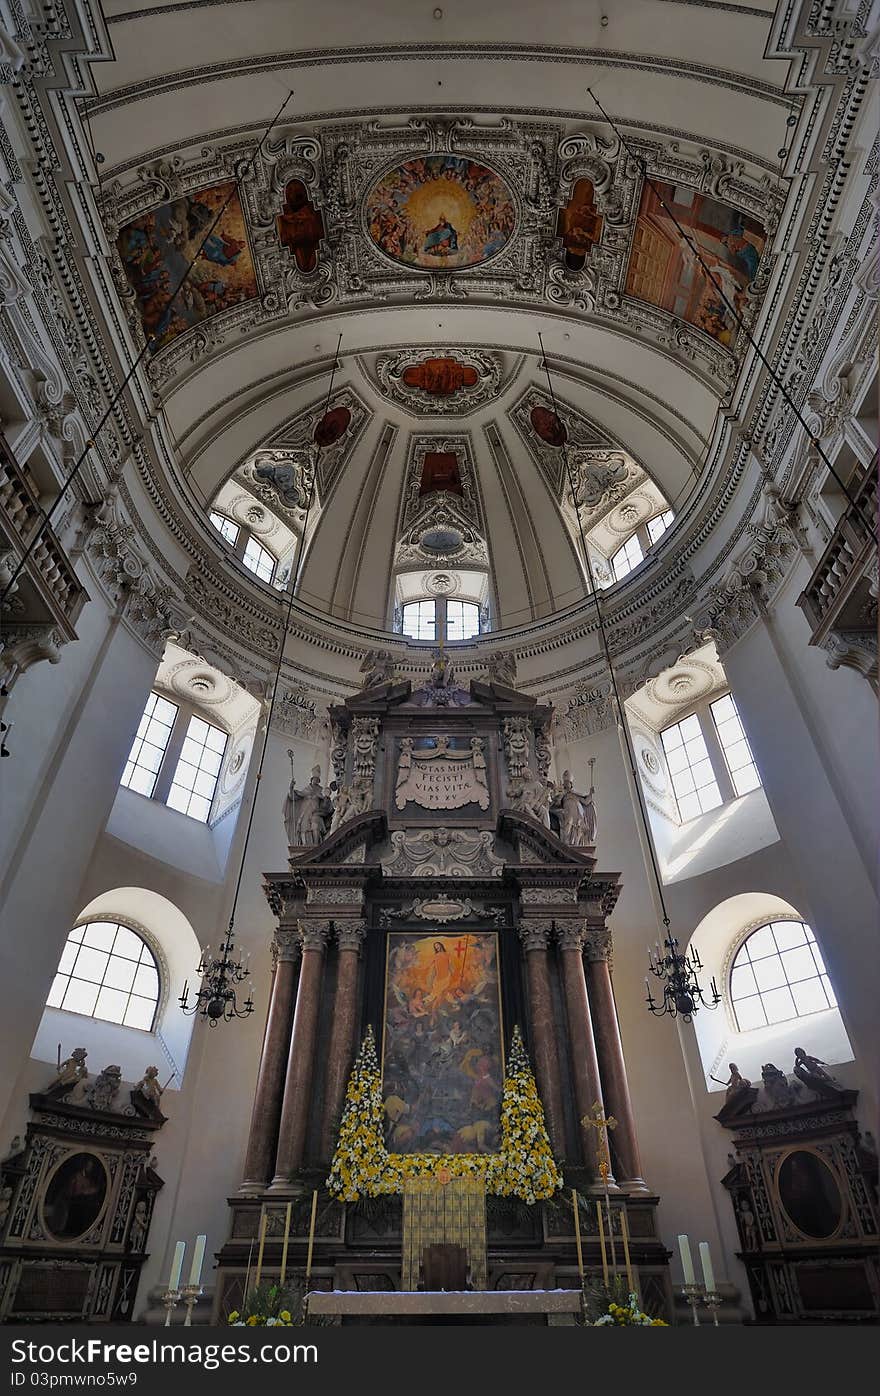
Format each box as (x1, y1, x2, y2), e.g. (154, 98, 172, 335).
(168, 1240, 186, 1291)
(698, 1241, 715, 1293)
(677, 1234, 695, 1285)
(189, 1234, 207, 1286)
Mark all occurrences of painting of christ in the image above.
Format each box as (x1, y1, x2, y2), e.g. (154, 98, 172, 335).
(382, 931, 504, 1155)
(365, 155, 516, 271)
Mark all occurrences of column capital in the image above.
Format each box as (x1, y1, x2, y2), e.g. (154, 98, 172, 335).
(583, 924, 613, 967)
(335, 920, 367, 953)
(299, 919, 332, 952)
(518, 919, 553, 952)
(274, 929, 303, 964)
(555, 921, 586, 952)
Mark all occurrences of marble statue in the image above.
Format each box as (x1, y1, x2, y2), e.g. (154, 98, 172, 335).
(133, 1066, 167, 1119)
(128, 1198, 149, 1252)
(0, 1179, 14, 1229)
(283, 754, 331, 846)
(46, 1047, 88, 1097)
(552, 771, 597, 846)
(760, 1062, 797, 1109)
(359, 649, 396, 691)
(85, 1064, 123, 1112)
(712, 1062, 752, 1105)
(738, 1197, 758, 1250)
(485, 650, 517, 687)
(506, 772, 552, 828)
(792, 1047, 843, 1097)
(346, 775, 374, 818)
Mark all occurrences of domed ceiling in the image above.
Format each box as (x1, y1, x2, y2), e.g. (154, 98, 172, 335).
(64, 0, 855, 681)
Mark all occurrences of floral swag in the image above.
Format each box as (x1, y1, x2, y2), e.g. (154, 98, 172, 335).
(326, 1023, 562, 1204)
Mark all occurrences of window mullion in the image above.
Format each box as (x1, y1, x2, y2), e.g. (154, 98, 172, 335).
(437, 596, 447, 644)
(700, 705, 735, 802)
(232, 529, 248, 560)
(153, 707, 188, 805)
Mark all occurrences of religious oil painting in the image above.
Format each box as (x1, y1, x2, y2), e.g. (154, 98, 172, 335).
(624, 181, 766, 346)
(777, 1149, 844, 1239)
(42, 1152, 108, 1241)
(117, 182, 258, 349)
(365, 155, 516, 271)
(382, 931, 504, 1155)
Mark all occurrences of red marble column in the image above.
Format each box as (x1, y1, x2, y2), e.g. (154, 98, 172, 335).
(556, 922, 615, 1186)
(240, 932, 301, 1191)
(519, 919, 565, 1155)
(584, 924, 648, 1192)
(270, 922, 329, 1189)
(320, 921, 366, 1162)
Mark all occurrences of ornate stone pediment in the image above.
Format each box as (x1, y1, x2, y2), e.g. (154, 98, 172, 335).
(381, 827, 505, 878)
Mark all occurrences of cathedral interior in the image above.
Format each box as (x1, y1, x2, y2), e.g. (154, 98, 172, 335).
(0, 0, 877, 1331)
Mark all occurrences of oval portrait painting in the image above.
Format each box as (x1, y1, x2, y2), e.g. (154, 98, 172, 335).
(365, 155, 516, 271)
(777, 1150, 843, 1239)
(43, 1152, 108, 1241)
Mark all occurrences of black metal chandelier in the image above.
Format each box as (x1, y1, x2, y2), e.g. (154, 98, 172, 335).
(179, 924, 254, 1025)
(645, 932, 720, 1022)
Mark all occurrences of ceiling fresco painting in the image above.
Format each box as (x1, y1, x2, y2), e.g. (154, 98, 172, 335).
(624, 182, 767, 347)
(117, 182, 258, 348)
(277, 179, 325, 274)
(365, 155, 517, 271)
(402, 356, 479, 397)
(556, 178, 604, 271)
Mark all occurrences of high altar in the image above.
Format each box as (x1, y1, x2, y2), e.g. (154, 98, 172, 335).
(214, 659, 672, 1319)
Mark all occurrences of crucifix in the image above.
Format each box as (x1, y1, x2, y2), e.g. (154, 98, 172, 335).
(582, 1101, 618, 1276)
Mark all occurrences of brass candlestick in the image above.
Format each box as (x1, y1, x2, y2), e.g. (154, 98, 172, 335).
(681, 1283, 703, 1326)
(702, 1289, 721, 1326)
(162, 1288, 181, 1326)
(181, 1284, 203, 1326)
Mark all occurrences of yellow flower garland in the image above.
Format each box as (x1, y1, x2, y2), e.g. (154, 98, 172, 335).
(326, 1024, 562, 1204)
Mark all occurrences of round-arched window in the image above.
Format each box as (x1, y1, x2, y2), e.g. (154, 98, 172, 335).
(729, 920, 836, 1031)
(46, 921, 161, 1030)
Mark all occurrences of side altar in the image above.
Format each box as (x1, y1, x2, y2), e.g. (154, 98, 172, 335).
(214, 659, 672, 1320)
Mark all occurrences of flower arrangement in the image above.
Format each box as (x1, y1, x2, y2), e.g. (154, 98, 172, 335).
(227, 1281, 297, 1327)
(326, 1024, 562, 1204)
(583, 1274, 668, 1327)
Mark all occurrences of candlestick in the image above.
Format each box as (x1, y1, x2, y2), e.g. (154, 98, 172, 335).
(698, 1240, 715, 1294)
(681, 1282, 703, 1326)
(702, 1290, 721, 1325)
(280, 1202, 292, 1285)
(168, 1240, 186, 1292)
(677, 1233, 695, 1286)
(181, 1283, 202, 1326)
(595, 1201, 609, 1287)
(189, 1234, 207, 1287)
(572, 1190, 584, 1281)
(162, 1288, 181, 1327)
(254, 1207, 268, 1288)
(619, 1206, 634, 1294)
(304, 1189, 318, 1284)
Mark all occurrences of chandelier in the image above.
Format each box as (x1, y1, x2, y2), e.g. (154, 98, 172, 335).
(645, 933, 720, 1021)
(179, 925, 254, 1025)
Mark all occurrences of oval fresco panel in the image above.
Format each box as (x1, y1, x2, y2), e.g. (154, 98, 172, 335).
(43, 1152, 108, 1241)
(365, 156, 516, 271)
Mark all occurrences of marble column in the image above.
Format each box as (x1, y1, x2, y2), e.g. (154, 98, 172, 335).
(518, 919, 565, 1154)
(270, 922, 329, 1189)
(320, 920, 366, 1162)
(556, 922, 614, 1185)
(583, 925, 648, 1192)
(240, 931, 301, 1191)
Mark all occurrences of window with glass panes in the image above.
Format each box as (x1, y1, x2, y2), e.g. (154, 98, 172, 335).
(647, 509, 675, 544)
(46, 921, 160, 1030)
(611, 533, 645, 582)
(210, 511, 239, 546)
(401, 599, 437, 639)
(446, 600, 481, 640)
(120, 693, 178, 798)
(729, 921, 837, 1030)
(660, 713, 723, 821)
(711, 693, 762, 795)
(166, 716, 227, 822)
(242, 536, 276, 584)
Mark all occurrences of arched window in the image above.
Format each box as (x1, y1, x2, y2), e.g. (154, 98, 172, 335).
(729, 921, 837, 1031)
(209, 511, 239, 547)
(611, 533, 645, 582)
(242, 535, 276, 585)
(46, 921, 161, 1030)
(120, 691, 228, 823)
(600, 508, 676, 588)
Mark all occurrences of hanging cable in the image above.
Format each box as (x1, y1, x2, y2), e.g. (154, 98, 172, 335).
(1, 88, 296, 607)
(538, 332, 672, 932)
(585, 85, 874, 539)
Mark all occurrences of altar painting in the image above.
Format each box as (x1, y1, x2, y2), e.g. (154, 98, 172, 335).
(365, 155, 516, 270)
(117, 182, 258, 348)
(624, 181, 766, 346)
(382, 931, 503, 1155)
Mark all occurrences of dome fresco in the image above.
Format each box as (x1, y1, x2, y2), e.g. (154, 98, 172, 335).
(365, 155, 516, 271)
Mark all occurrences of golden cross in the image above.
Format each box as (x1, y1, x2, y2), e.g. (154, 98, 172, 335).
(581, 1101, 617, 1179)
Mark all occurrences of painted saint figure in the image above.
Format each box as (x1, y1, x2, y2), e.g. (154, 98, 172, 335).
(423, 216, 458, 256)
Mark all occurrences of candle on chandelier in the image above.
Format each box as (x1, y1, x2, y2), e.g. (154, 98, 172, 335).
(168, 1240, 186, 1292)
(189, 1234, 206, 1286)
(677, 1234, 695, 1285)
(699, 1240, 716, 1294)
